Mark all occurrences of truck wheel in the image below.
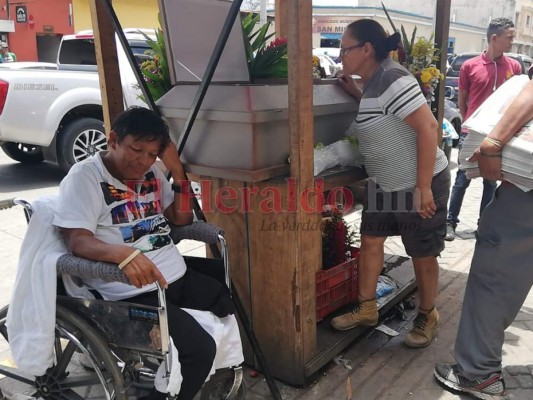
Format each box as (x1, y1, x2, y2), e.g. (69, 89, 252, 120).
(59, 118, 107, 172)
(1, 142, 44, 164)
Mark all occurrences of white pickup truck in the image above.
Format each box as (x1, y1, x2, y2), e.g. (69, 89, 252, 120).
(0, 30, 151, 171)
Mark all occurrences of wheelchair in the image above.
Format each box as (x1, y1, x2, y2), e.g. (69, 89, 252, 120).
(0, 198, 245, 400)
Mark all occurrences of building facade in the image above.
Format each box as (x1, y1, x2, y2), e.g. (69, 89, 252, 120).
(514, 0, 533, 55)
(0, 0, 160, 62)
(362, 0, 533, 56)
(0, 0, 74, 62)
(307, 4, 486, 55)
(72, 0, 159, 32)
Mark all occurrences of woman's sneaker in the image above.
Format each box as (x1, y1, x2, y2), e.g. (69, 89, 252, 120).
(434, 363, 508, 400)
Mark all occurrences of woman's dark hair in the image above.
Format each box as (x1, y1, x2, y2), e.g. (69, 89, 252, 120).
(111, 106, 171, 152)
(345, 19, 401, 62)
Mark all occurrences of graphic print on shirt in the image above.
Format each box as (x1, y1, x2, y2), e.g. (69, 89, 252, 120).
(99, 171, 172, 252)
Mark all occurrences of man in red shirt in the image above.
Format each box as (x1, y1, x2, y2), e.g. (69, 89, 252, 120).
(446, 18, 521, 241)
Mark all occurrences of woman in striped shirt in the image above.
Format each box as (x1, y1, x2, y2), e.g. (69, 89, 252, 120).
(331, 19, 450, 349)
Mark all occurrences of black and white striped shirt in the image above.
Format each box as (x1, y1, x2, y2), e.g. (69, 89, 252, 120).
(354, 58, 448, 192)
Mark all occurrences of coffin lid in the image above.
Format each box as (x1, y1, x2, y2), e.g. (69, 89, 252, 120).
(160, 0, 250, 83)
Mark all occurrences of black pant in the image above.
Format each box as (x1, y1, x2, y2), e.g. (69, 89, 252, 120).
(124, 268, 234, 400)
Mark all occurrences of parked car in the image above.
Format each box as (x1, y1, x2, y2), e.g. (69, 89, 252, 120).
(0, 31, 151, 171)
(0, 62, 57, 70)
(313, 47, 341, 63)
(443, 98, 462, 150)
(313, 51, 341, 77)
(445, 52, 532, 104)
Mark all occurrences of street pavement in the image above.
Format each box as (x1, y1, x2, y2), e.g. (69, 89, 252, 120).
(1, 148, 532, 399)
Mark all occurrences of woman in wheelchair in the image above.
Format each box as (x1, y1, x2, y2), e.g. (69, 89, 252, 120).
(50, 107, 242, 399)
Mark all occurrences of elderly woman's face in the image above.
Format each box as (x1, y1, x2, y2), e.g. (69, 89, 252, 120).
(339, 31, 366, 75)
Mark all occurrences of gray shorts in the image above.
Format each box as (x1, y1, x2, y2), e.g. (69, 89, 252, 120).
(360, 168, 450, 258)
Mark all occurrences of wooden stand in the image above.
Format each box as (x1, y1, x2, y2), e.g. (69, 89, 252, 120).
(202, 168, 416, 385)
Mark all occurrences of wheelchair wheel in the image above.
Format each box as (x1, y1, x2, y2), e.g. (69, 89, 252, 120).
(0, 304, 128, 400)
(200, 368, 246, 400)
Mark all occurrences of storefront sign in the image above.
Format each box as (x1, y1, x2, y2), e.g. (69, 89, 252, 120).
(15, 6, 27, 23)
(312, 16, 357, 34)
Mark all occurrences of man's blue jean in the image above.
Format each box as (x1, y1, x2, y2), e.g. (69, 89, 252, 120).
(446, 169, 497, 227)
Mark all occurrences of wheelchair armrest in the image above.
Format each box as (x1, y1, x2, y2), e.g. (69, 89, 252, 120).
(57, 254, 130, 284)
(56, 221, 224, 284)
(169, 221, 224, 245)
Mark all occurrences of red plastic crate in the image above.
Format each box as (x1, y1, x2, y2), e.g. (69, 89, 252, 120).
(316, 249, 359, 321)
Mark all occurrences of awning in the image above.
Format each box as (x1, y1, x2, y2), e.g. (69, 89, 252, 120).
(320, 33, 341, 39)
(0, 20, 15, 33)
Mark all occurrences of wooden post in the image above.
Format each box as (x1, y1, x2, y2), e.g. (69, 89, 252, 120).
(89, 0, 124, 135)
(285, 0, 320, 376)
(205, 0, 321, 384)
(433, 0, 451, 142)
(275, 0, 288, 38)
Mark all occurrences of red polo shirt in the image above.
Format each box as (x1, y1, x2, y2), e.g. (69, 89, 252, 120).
(459, 52, 521, 121)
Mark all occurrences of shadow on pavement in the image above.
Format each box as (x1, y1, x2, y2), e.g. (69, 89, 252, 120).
(0, 161, 65, 193)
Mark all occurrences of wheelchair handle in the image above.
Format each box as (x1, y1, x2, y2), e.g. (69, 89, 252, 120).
(0, 198, 32, 222)
(0, 198, 15, 210)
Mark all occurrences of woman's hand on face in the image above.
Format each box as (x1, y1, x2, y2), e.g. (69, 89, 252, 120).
(415, 187, 436, 219)
(337, 73, 361, 100)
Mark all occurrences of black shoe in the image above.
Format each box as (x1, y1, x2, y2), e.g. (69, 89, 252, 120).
(139, 388, 168, 400)
(445, 224, 455, 241)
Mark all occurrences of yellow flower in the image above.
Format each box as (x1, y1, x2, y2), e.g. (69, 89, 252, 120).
(420, 70, 432, 84)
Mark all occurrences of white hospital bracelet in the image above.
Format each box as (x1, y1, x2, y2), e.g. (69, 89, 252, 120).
(118, 249, 141, 270)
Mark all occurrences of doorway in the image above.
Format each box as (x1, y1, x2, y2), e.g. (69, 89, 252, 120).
(36, 34, 62, 62)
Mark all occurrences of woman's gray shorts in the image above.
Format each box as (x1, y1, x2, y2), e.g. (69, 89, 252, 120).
(360, 168, 450, 258)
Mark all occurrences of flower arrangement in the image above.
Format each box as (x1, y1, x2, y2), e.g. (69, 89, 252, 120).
(138, 29, 171, 102)
(313, 55, 327, 79)
(139, 13, 326, 99)
(241, 13, 288, 80)
(382, 3, 444, 102)
(322, 205, 358, 270)
(242, 13, 326, 81)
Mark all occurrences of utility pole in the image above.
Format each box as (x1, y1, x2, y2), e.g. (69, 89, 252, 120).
(260, 0, 267, 24)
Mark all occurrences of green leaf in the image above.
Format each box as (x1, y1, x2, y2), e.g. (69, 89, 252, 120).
(137, 28, 172, 101)
(381, 2, 398, 32)
(401, 25, 410, 53)
(410, 26, 417, 51)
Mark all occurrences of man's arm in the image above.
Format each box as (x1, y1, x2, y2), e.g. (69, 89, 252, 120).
(458, 88, 468, 120)
(457, 61, 470, 120)
(159, 143, 194, 226)
(473, 80, 533, 180)
(62, 228, 167, 288)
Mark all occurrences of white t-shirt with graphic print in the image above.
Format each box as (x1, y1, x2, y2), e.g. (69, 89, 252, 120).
(53, 152, 185, 301)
